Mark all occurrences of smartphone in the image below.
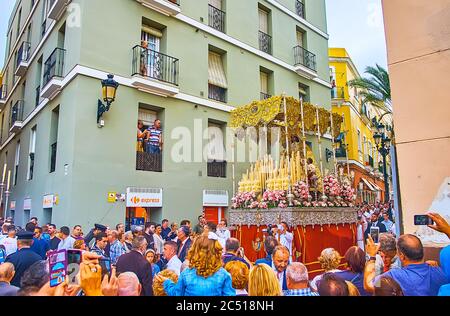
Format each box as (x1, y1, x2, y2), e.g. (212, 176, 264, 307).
(99, 257, 112, 280)
(370, 227, 380, 244)
(48, 250, 67, 287)
(414, 215, 434, 226)
(67, 250, 82, 285)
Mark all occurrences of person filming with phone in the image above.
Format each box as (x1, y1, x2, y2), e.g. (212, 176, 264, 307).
(364, 213, 387, 241)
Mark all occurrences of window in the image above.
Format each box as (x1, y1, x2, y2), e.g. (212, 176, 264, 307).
(8, 31, 13, 55)
(296, 30, 304, 48)
(28, 126, 37, 180)
(27, 23, 32, 45)
(260, 71, 271, 100)
(140, 25, 163, 79)
(298, 83, 309, 102)
(357, 130, 362, 159)
(136, 107, 163, 172)
(17, 8, 22, 39)
(0, 113, 4, 144)
(207, 121, 226, 178)
(258, 8, 271, 54)
(208, 51, 227, 103)
(14, 141, 20, 185)
(208, 0, 225, 33)
(363, 136, 367, 161)
(36, 56, 43, 107)
(50, 106, 59, 173)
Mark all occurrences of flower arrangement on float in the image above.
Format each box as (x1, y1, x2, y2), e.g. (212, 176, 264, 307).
(231, 180, 356, 209)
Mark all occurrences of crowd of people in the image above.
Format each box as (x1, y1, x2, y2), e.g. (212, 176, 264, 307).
(0, 210, 449, 297)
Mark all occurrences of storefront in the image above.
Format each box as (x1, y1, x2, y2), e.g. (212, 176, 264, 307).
(202, 190, 229, 224)
(126, 187, 163, 231)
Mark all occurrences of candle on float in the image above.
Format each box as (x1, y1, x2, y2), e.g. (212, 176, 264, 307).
(2, 164, 6, 184)
(6, 170, 11, 191)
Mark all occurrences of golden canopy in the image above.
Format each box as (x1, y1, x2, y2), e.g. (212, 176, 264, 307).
(229, 96, 344, 139)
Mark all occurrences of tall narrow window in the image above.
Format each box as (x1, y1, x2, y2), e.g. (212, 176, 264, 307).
(0, 113, 4, 144)
(207, 121, 226, 178)
(260, 71, 270, 100)
(141, 25, 162, 80)
(296, 30, 304, 48)
(58, 22, 66, 49)
(298, 83, 309, 102)
(36, 56, 43, 107)
(14, 141, 20, 185)
(50, 107, 59, 173)
(28, 126, 37, 180)
(208, 0, 225, 33)
(208, 51, 228, 103)
(258, 8, 271, 54)
(8, 31, 13, 55)
(357, 130, 362, 155)
(16, 8, 22, 38)
(27, 23, 32, 45)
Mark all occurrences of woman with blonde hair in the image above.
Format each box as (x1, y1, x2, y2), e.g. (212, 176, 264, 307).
(155, 233, 235, 296)
(153, 270, 179, 296)
(248, 264, 282, 296)
(310, 248, 342, 291)
(224, 261, 249, 296)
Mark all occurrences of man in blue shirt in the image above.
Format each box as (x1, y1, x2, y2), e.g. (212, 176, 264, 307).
(31, 227, 50, 259)
(161, 219, 171, 241)
(371, 234, 448, 296)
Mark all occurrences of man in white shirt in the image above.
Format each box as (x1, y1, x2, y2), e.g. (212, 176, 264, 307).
(57, 226, 76, 251)
(381, 213, 397, 237)
(271, 245, 289, 291)
(0, 226, 17, 256)
(216, 219, 231, 251)
(163, 241, 182, 275)
(273, 222, 294, 260)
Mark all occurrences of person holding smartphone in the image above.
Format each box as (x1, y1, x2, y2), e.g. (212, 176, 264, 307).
(364, 213, 387, 241)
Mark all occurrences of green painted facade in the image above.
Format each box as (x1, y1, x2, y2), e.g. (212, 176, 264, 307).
(1, 0, 332, 229)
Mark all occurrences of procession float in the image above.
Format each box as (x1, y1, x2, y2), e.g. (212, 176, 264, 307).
(228, 95, 358, 276)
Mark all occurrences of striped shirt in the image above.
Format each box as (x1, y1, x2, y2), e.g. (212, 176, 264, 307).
(148, 126, 162, 146)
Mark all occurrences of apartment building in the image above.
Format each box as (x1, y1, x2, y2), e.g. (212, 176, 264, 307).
(0, 0, 331, 229)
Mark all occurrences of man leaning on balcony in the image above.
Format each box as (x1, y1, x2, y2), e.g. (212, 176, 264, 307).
(147, 119, 163, 154)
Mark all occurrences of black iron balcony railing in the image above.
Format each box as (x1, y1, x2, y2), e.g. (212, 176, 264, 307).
(294, 46, 317, 71)
(0, 85, 7, 101)
(9, 100, 24, 129)
(296, 0, 305, 18)
(136, 151, 162, 172)
(35, 86, 41, 107)
(331, 87, 345, 99)
(132, 45, 179, 86)
(50, 142, 57, 173)
(208, 160, 227, 178)
(16, 42, 31, 68)
(259, 31, 272, 55)
(43, 47, 66, 87)
(260, 92, 271, 100)
(208, 4, 225, 33)
(208, 84, 227, 103)
(41, 19, 47, 38)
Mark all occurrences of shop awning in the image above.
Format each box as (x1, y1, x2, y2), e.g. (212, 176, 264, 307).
(361, 178, 376, 191)
(370, 181, 383, 191)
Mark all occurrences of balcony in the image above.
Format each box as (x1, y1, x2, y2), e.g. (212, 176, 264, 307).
(9, 100, 24, 134)
(47, 0, 72, 20)
(207, 160, 227, 178)
(259, 31, 272, 55)
(41, 48, 65, 100)
(131, 45, 179, 96)
(260, 92, 271, 100)
(15, 42, 31, 77)
(208, 4, 225, 33)
(208, 84, 227, 103)
(335, 146, 347, 158)
(136, 151, 162, 172)
(331, 87, 345, 99)
(0, 85, 7, 105)
(135, 0, 180, 16)
(296, 0, 305, 19)
(294, 46, 317, 74)
(368, 155, 374, 168)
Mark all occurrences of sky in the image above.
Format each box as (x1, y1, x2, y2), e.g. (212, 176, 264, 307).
(326, 0, 388, 73)
(0, 0, 388, 75)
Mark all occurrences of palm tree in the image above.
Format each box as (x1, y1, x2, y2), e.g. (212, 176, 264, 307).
(348, 64, 392, 119)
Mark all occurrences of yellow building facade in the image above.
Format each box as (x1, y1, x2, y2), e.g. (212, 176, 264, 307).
(329, 48, 386, 203)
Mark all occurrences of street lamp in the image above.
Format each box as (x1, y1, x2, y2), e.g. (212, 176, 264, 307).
(97, 74, 119, 125)
(372, 119, 392, 203)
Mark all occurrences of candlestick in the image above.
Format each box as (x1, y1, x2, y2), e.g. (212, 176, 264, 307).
(315, 106, 326, 199)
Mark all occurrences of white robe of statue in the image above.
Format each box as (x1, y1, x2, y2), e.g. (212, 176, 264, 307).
(416, 177, 450, 244)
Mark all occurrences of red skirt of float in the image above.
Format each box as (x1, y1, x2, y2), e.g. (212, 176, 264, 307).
(229, 208, 358, 278)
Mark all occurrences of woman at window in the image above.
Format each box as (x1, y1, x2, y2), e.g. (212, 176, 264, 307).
(137, 120, 147, 152)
